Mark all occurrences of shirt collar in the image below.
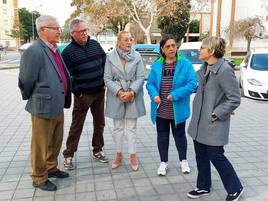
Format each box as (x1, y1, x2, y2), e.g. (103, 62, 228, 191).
(40, 38, 58, 53)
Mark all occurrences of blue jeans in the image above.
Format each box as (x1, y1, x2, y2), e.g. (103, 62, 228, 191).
(194, 140, 242, 194)
(156, 117, 187, 162)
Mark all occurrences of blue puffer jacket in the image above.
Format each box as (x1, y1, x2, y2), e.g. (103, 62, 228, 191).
(146, 54, 197, 125)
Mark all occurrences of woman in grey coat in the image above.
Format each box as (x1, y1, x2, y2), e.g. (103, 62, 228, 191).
(187, 37, 244, 201)
(104, 31, 146, 171)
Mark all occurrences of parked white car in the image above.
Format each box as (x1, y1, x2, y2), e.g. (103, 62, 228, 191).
(178, 42, 203, 71)
(240, 49, 268, 100)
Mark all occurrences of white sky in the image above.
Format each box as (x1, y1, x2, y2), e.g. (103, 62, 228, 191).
(18, 0, 75, 26)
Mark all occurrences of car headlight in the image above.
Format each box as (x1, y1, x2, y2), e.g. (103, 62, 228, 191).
(247, 78, 263, 86)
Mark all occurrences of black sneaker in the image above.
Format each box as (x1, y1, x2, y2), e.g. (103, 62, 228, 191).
(48, 169, 69, 178)
(225, 187, 244, 201)
(93, 151, 108, 163)
(33, 180, 57, 191)
(187, 188, 210, 199)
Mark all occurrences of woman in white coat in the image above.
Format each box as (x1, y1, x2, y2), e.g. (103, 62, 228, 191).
(104, 31, 146, 171)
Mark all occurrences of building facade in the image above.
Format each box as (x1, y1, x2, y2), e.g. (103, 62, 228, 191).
(210, 0, 268, 53)
(0, 0, 19, 49)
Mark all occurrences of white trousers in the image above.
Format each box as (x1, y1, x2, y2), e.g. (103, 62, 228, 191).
(113, 118, 137, 154)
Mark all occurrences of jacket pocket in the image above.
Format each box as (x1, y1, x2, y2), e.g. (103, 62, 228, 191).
(32, 94, 52, 114)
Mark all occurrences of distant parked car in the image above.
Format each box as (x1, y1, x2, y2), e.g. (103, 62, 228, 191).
(133, 44, 160, 79)
(18, 43, 32, 54)
(240, 49, 268, 100)
(18, 42, 69, 54)
(58, 42, 69, 53)
(178, 42, 203, 72)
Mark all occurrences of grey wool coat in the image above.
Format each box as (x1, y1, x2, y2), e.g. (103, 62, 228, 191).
(187, 58, 240, 146)
(104, 49, 146, 119)
(18, 39, 71, 119)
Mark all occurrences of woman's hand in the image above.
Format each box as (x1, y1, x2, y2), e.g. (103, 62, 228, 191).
(167, 95, 172, 102)
(118, 90, 134, 102)
(154, 96, 162, 104)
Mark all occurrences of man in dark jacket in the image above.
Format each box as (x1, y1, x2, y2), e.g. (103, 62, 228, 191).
(18, 15, 71, 191)
(61, 19, 107, 170)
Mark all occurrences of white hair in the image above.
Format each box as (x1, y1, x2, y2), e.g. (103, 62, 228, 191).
(36, 15, 57, 32)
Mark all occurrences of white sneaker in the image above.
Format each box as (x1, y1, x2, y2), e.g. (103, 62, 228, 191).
(64, 157, 74, 170)
(180, 160, 190, 174)
(157, 162, 168, 176)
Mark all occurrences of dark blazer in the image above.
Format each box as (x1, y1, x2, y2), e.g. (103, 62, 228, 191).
(18, 38, 71, 119)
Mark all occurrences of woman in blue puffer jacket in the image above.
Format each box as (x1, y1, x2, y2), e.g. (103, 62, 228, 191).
(146, 34, 197, 176)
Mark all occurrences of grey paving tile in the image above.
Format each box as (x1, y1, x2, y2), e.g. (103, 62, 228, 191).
(76, 191, 96, 201)
(135, 186, 156, 197)
(116, 187, 137, 199)
(96, 189, 117, 200)
(55, 194, 75, 201)
(12, 189, 35, 200)
(0, 190, 13, 200)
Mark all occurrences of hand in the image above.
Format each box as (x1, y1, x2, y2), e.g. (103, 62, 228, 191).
(154, 96, 161, 104)
(118, 91, 133, 102)
(211, 113, 218, 123)
(167, 95, 172, 102)
(122, 91, 134, 102)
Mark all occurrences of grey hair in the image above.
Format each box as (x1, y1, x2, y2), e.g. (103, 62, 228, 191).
(36, 15, 57, 32)
(69, 19, 86, 32)
(202, 36, 226, 58)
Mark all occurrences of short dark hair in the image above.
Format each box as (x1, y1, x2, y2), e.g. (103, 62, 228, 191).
(159, 34, 177, 58)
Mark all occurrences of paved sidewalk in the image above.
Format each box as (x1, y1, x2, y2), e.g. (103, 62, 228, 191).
(0, 51, 20, 70)
(0, 69, 268, 201)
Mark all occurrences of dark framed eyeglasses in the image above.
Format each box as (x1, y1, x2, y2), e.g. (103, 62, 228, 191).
(72, 29, 88, 34)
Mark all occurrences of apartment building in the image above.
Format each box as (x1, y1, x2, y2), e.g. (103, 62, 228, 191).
(210, 0, 268, 53)
(0, 0, 19, 49)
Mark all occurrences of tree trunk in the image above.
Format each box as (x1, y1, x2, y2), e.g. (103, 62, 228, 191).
(144, 29, 151, 44)
(247, 38, 251, 52)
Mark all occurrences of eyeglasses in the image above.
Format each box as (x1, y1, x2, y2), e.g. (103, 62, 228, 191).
(44, 26, 62, 31)
(123, 38, 134, 42)
(200, 46, 207, 50)
(72, 29, 88, 34)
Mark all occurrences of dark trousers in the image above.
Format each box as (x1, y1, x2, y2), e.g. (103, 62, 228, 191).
(194, 140, 242, 194)
(156, 117, 187, 162)
(63, 89, 105, 158)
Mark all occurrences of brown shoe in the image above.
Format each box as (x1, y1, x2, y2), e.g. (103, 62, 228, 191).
(112, 152, 123, 169)
(130, 153, 138, 171)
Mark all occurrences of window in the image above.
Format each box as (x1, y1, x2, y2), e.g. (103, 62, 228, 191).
(250, 54, 268, 71)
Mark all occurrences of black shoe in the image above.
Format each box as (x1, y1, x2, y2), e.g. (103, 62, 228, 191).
(225, 187, 244, 201)
(32, 180, 57, 191)
(187, 188, 210, 199)
(48, 169, 69, 178)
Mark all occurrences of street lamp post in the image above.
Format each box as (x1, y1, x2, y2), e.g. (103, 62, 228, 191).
(31, 5, 42, 41)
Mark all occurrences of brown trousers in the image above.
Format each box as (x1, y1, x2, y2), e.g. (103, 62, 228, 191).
(31, 112, 64, 185)
(63, 89, 105, 158)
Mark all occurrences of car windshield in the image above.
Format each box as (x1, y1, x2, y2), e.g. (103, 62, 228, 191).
(140, 53, 159, 66)
(250, 54, 268, 71)
(179, 49, 202, 64)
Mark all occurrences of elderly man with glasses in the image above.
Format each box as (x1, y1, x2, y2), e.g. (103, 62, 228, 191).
(61, 19, 108, 170)
(18, 15, 72, 191)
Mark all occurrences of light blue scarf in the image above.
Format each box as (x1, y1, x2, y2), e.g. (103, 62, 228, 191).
(116, 47, 135, 62)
